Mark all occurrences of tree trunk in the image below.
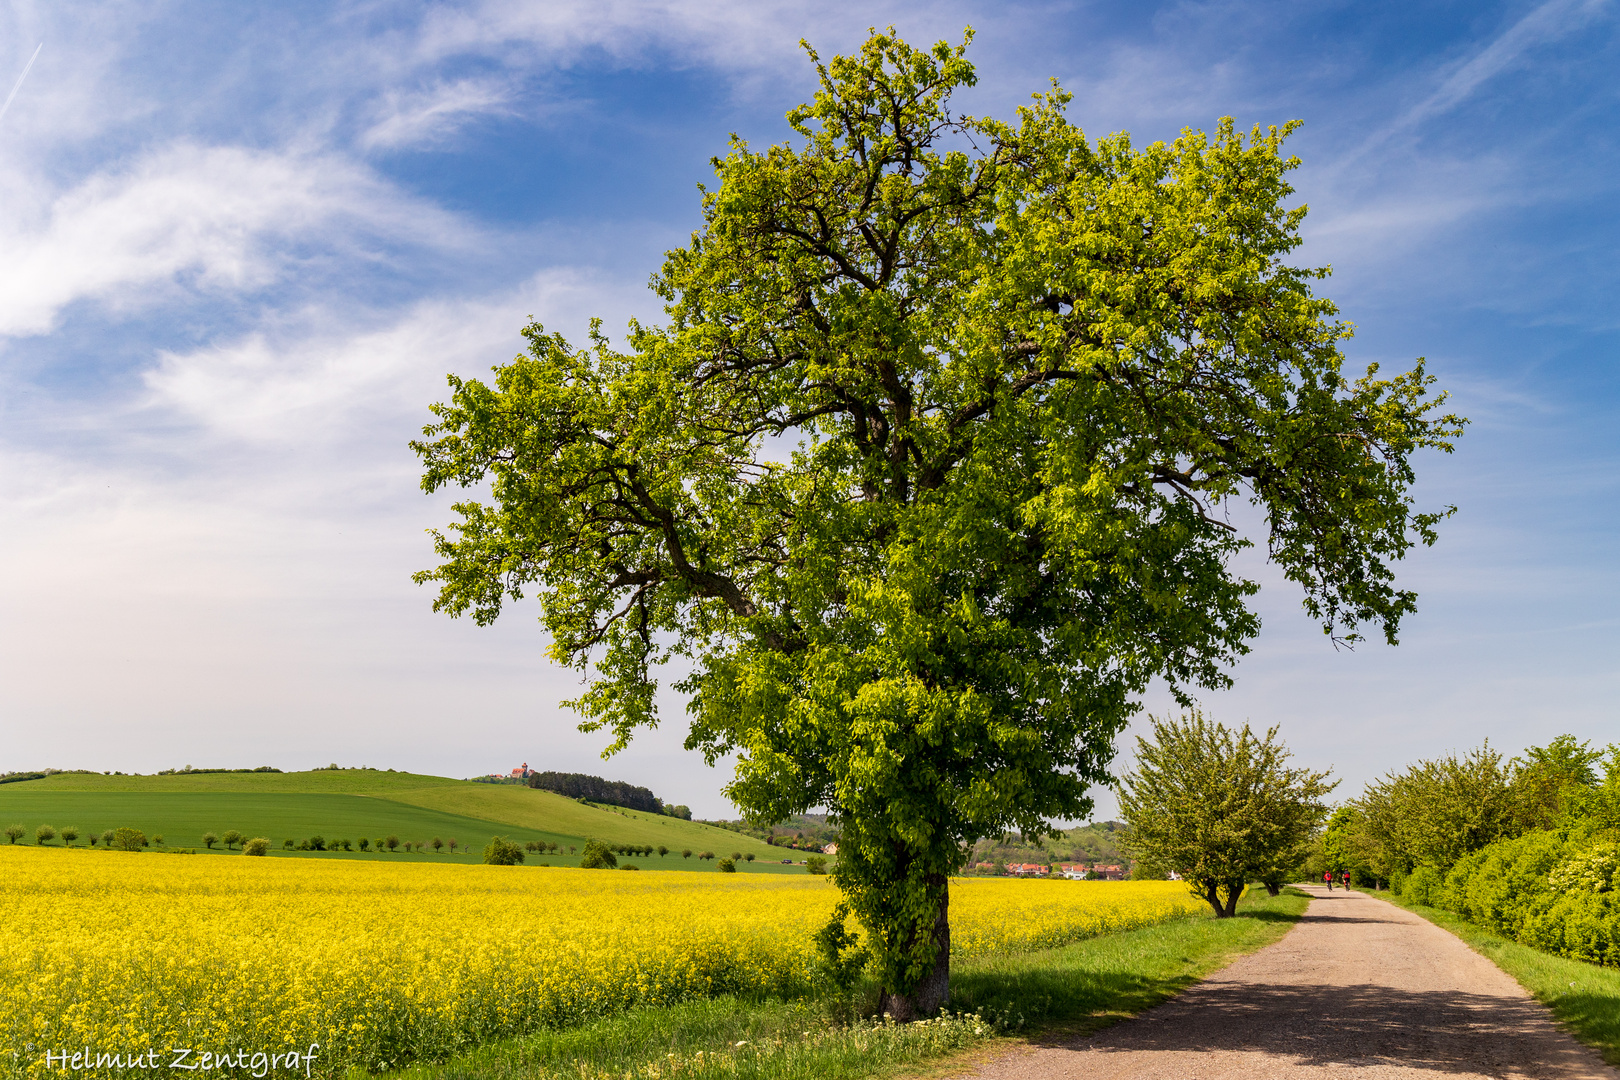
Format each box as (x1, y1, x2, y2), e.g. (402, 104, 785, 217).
(1221, 881, 1242, 918)
(1201, 879, 1243, 918)
(1264, 881, 1281, 897)
(880, 881, 951, 1020)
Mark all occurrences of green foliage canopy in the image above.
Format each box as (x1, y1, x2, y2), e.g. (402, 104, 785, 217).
(482, 836, 525, 865)
(1118, 711, 1334, 915)
(414, 31, 1459, 1015)
(1355, 742, 1521, 873)
(1513, 734, 1606, 831)
(579, 839, 618, 869)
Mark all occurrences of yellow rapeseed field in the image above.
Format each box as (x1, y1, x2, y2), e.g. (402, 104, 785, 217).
(0, 847, 1202, 1079)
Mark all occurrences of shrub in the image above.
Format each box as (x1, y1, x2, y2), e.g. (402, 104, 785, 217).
(682, 849, 692, 859)
(812, 902, 868, 992)
(153, 835, 164, 846)
(657, 845, 669, 856)
(579, 840, 618, 869)
(243, 838, 270, 857)
(745, 852, 755, 862)
(1548, 842, 1618, 895)
(375, 838, 386, 851)
(111, 827, 146, 852)
(222, 830, 244, 850)
(61, 826, 79, 845)
(483, 837, 525, 865)
(447, 838, 458, 852)
(202, 832, 218, 849)
(88, 833, 99, 847)
(805, 855, 828, 875)
(1521, 890, 1620, 966)
(308, 836, 327, 852)
(698, 851, 714, 860)
(1442, 831, 1567, 937)
(432, 838, 443, 852)
(5, 824, 25, 844)
(385, 835, 399, 851)
(1403, 865, 1445, 906)
(358, 838, 370, 851)
(717, 858, 736, 873)
(100, 831, 114, 846)
(35, 825, 56, 845)
(284, 839, 294, 849)
(622, 863, 641, 871)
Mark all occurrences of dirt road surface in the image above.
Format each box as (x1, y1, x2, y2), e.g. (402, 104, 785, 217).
(959, 884, 1615, 1079)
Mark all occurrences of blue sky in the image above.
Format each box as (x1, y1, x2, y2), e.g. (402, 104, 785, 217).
(1, 1, 1615, 819)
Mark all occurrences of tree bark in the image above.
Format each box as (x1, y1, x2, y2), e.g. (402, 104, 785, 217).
(880, 881, 951, 1020)
(1221, 882, 1242, 918)
(1201, 879, 1244, 918)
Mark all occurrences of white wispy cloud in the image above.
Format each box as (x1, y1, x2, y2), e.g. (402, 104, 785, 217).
(1359, 0, 1613, 154)
(360, 77, 516, 150)
(141, 269, 611, 448)
(1398, 0, 1611, 131)
(0, 142, 470, 339)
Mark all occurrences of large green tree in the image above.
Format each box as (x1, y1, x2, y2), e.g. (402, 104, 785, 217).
(413, 31, 1461, 1017)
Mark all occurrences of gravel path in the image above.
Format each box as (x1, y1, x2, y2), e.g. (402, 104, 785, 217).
(958, 884, 1615, 1079)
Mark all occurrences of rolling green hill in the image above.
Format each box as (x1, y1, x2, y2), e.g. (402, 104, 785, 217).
(0, 770, 797, 871)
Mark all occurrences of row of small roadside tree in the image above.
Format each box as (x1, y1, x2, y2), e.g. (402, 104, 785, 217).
(1313, 735, 1614, 885)
(1308, 736, 1619, 967)
(5, 824, 158, 849)
(1116, 721, 1620, 974)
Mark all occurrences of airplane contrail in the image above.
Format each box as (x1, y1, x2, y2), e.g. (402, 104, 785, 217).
(0, 42, 44, 125)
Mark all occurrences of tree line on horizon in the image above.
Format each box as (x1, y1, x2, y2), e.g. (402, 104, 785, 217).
(524, 771, 692, 819)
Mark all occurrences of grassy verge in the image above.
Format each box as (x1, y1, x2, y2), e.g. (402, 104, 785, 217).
(1372, 891, 1620, 1067)
(381, 887, 1310, 1080)
(947, 886, 1309, 1036)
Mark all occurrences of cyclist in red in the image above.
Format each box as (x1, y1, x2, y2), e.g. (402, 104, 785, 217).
(1323, 870, 1334, 891)
(1341, 870, 1352, 891)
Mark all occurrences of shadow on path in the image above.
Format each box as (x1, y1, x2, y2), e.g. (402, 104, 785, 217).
(1037, 982, 1596, 1075)
(958, 886, 1617, 1079)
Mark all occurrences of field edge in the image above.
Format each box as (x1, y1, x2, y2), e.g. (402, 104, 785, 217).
(380, 886, 1311, 1080)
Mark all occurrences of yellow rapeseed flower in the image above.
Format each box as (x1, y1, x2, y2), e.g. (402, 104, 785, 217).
(0, 848, 1200, 1078)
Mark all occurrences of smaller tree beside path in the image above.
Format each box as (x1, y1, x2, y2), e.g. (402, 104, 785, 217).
(1120, 712, 1334, 915)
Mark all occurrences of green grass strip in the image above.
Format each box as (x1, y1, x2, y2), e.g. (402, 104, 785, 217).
(380, 888, 1309, 1080)
(1372, 891, 1620, 1068)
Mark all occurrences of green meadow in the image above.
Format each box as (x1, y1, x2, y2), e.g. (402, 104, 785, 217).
(0, 770, 800, 871)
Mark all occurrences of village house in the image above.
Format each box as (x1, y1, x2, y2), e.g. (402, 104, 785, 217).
(1057, 863, 1126, 880)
